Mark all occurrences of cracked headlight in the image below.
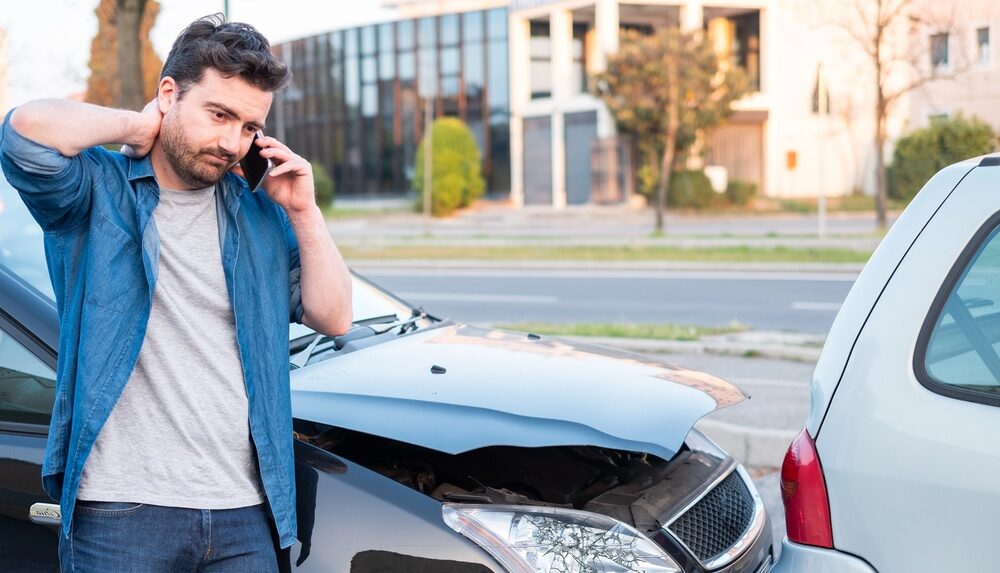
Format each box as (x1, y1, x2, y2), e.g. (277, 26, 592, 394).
(442, 504, 682, 573)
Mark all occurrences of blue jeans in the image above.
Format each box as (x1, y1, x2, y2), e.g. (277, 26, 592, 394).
(59, 501, 279, 572)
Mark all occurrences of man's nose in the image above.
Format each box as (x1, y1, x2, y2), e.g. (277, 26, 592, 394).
(218, 126, 242, 157)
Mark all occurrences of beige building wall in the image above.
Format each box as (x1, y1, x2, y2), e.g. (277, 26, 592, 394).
(907, 0, 1000, 135)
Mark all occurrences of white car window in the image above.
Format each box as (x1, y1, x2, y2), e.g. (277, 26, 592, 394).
(921, 223, 1000, 402)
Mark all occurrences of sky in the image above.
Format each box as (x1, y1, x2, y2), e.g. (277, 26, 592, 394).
(0, 0, 398, 108)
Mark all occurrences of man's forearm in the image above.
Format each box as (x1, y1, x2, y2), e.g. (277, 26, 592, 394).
(288, 206, 353, 336)
(10, 100, 150, 157)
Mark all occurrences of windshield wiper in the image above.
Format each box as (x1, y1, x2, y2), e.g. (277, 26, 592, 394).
(290, 310, 428, 369)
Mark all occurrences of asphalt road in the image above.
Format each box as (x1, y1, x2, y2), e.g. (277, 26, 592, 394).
(357, 268, 856, 334)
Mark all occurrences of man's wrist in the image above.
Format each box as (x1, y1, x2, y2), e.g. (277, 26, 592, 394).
(120, 109, 153, 147)
(286, 204, 324, 229)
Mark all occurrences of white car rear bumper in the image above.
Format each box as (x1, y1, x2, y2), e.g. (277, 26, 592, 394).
(770, 538, 877, 573)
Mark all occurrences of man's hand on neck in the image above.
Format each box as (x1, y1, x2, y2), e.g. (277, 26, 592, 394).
(121, 100, 163, 159)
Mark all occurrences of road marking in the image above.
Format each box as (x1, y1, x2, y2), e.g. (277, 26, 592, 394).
(791, 301, 842, 311)
(397, 292, 558, 304)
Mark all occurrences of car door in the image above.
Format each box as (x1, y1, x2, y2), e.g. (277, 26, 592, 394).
(0, 305, 60, 572)
(815, 160, 1000, 573)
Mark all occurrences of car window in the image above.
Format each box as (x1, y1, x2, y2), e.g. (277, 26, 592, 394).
(0, 177, 52, 300)
(0, 326, 56, 426)
(920, 222, 1000, 403)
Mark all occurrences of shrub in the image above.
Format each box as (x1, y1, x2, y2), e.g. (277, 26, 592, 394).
(311, 160, 335, 208)
(888, 115, 996, 201)
(668, 170, 715, 209)
(725, 180, 757, 206)
(413, 117, 485, 216)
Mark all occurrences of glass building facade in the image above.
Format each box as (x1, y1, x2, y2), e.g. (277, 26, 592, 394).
(274, 8, 510, 198)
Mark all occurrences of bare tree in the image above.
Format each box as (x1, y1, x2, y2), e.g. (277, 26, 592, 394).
(85, 0, 161, 110)
(116, 0, 150, 111)
(836, 0, 974, 228)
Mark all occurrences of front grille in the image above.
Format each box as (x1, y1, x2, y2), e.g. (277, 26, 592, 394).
(667, 470, 756, 564)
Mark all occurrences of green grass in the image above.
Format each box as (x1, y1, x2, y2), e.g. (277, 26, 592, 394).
(494, 321, 749, 341)
(339, 244, 873, 263)
(320, 204, 411, 219)
(776, 196, 909, 214)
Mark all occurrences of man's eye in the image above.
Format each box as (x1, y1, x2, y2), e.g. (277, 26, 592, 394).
(214, 112, 226, 120)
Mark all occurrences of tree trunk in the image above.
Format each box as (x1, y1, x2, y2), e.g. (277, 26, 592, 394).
(117, 0, 146, 111)
(654, 63, 681, 233)
(874, 98, 888, 230)
(656, 134, 676, 233)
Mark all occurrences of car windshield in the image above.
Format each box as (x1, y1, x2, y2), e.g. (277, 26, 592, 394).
(0, 175, 416, 336)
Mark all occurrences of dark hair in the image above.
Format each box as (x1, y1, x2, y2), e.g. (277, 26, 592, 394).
(160, 13, 291, 96)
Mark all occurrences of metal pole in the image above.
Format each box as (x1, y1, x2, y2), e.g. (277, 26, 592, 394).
(423, 97, 433, 230)
(817, 65, 828, 240)
(223, 0, 230, 21)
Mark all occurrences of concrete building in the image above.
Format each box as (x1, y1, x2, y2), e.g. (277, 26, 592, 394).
(273, 0, 995, 205)
(907, 0, 1000, 134)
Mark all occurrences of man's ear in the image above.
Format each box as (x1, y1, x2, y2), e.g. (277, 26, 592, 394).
(156, 77, 179, 114)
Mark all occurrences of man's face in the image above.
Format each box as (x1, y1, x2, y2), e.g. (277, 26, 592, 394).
(159, 68, 272, 189)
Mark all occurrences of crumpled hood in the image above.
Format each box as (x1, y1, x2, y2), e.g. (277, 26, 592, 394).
(290, 323, 745, 460)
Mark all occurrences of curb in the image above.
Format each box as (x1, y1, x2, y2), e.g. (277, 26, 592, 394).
(696, 419, 797, 469)
(562, 335, 824, 363)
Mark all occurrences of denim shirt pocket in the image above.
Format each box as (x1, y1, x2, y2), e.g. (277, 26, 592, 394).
(85, 213, 140, 312)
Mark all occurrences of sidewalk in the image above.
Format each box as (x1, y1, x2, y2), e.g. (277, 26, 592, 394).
(330, 200, 894, 245)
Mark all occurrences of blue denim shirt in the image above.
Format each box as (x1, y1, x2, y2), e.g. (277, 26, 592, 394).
(0, 112, 303, 548)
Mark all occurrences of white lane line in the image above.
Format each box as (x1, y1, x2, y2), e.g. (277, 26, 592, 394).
(397, 292, 558, 304)
(791, 301, 842, 311)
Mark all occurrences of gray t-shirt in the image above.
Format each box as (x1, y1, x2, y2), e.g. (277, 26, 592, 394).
(78, 184, 265, 508)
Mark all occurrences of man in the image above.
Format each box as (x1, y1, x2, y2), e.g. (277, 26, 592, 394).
(0, 14, 352, 572)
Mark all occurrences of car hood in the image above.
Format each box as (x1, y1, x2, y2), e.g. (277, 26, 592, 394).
(290, 323, 745, 460)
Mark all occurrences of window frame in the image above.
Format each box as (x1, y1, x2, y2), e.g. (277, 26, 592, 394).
(975, 24, 992, 67)
(915, 210, 1000, 408)
(929, 31, 951, 71)
(0, 308, 56, 436)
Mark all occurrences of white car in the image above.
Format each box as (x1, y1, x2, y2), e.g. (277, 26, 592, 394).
(772, 154, 1000, 573)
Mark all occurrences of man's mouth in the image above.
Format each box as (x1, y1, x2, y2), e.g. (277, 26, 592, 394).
(204, 153, 234, 165)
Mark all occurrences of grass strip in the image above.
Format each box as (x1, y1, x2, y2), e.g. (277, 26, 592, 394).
(494, 321, 748, 341)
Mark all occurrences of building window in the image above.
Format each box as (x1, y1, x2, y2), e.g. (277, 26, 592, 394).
(977, 26, 991, 65)
(570, 24, 587, 95)
(706, 11, 760, 92)
(440, 14, 460, 117)
(931, 32, 950, 69)
(530, 21, 552, 99)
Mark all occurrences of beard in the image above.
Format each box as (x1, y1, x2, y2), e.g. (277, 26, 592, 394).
(159, 117, 238, 189)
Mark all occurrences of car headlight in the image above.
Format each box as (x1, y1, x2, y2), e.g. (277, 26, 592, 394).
(442, 504, 682, 573)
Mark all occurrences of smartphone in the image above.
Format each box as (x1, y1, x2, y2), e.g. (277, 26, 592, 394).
(240, 130, 273, 193)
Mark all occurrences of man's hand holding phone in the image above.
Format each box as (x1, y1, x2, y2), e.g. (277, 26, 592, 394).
(238, 131, 274, 193)
(234, 134, 318, 219)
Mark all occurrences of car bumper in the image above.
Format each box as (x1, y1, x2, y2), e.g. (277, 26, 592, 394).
(770, 538, 877, 573)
